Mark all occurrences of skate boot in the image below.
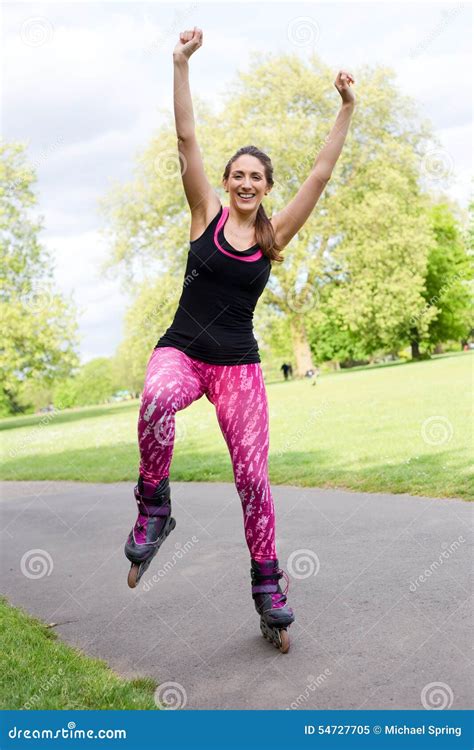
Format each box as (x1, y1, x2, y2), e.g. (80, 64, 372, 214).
(124, 475, 176, 589)
(250, 558, 295, 653)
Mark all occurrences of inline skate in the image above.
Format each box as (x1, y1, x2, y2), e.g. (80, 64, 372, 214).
(250, 558, 295, 653)
(124, 475, 176, 588)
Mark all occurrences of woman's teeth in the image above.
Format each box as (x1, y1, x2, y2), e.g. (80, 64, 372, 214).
(238, 193, 255, 200)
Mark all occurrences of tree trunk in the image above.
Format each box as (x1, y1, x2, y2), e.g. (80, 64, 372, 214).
(411, 339, 420, 359)
(289, 318, 315, 377)
(409, 327, 421, 360)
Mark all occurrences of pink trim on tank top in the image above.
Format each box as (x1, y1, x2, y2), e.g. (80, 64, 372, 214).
(214, 206, 263, 262)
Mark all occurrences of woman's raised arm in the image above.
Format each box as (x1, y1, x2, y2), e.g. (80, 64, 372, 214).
(173, 28, 218, 219)
(271, 70, 356, 250)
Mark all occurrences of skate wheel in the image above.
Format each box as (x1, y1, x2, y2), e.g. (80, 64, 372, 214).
(279, 628, 290, 654)
(127, 564, 139, 589)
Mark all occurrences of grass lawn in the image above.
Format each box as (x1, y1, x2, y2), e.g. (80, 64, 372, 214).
(1, 352, 472, 499)
(0, 598, 158, 710)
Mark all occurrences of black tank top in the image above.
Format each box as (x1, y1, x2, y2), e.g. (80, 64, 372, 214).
(155, 204, 271, 364)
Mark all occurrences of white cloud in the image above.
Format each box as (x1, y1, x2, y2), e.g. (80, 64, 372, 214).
(43, 229, 128, 362)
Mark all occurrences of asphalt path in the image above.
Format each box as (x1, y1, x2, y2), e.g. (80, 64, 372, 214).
(1, 481, 472, 710)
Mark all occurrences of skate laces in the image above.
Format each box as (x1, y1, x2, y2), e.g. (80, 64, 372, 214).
(271, 568, 290, 608)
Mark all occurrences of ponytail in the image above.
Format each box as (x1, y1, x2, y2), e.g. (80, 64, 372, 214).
(256, 203, 284, 264)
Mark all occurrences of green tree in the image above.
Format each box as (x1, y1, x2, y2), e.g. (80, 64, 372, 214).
(324, 160, 438, 358)
(53, 358, 116, 408)
(0, 140, 79, 414)
(76, 358, 115, 405)
(407, 201, 473, 356)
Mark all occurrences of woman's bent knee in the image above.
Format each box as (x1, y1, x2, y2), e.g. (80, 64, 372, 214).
(140, 384, 182, 425)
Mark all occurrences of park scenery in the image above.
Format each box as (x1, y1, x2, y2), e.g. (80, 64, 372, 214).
(1, 1, 472, 719)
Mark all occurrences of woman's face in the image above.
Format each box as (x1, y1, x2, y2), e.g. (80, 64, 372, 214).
(223, 154, 270, 210)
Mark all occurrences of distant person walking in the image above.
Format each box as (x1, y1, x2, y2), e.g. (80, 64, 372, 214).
(280, 362, 290, 380)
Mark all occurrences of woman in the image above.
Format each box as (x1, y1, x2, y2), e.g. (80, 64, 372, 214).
(124, 27, 355, 653)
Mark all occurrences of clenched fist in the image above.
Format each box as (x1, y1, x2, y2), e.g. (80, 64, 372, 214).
(334, 70, 355, 105)
(173, 26, 203, 61)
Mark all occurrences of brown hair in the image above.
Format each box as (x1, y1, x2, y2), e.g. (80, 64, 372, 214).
(222, 145, 284, 264)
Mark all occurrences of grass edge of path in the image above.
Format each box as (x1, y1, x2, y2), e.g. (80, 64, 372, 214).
(0, 476, 470, 502)
(0, 597, 159, 710)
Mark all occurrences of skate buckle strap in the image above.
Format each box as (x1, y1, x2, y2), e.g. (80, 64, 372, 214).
(252, 583, 278, 594)
(134, 485, 170, 517)
(252, 568, 291, 599)
(135, 498, 171, 517)
(134, 481, 169, 503)
(252, 567, 282, 582)
(145, 505, 171, 517)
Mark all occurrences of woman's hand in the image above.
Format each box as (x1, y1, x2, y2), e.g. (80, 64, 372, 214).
(173, 26, 203, 61)
(334, 70, 355, 105)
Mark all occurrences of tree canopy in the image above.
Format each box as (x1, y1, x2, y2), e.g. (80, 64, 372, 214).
(0, 140, 79, 414)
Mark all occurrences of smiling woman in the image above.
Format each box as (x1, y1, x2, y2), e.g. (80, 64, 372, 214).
(123, 25, 355, 654)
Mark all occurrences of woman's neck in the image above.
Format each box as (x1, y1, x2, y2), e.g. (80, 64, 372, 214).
(227, 205, 257, 231)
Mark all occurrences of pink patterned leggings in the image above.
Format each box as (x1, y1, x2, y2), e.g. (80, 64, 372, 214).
(137, 346, 277, 562)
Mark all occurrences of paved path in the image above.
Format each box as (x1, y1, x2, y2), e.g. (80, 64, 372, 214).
(1, 481, 472, 710)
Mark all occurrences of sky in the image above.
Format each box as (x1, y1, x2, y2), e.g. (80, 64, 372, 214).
(2, 0, 472, 363)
